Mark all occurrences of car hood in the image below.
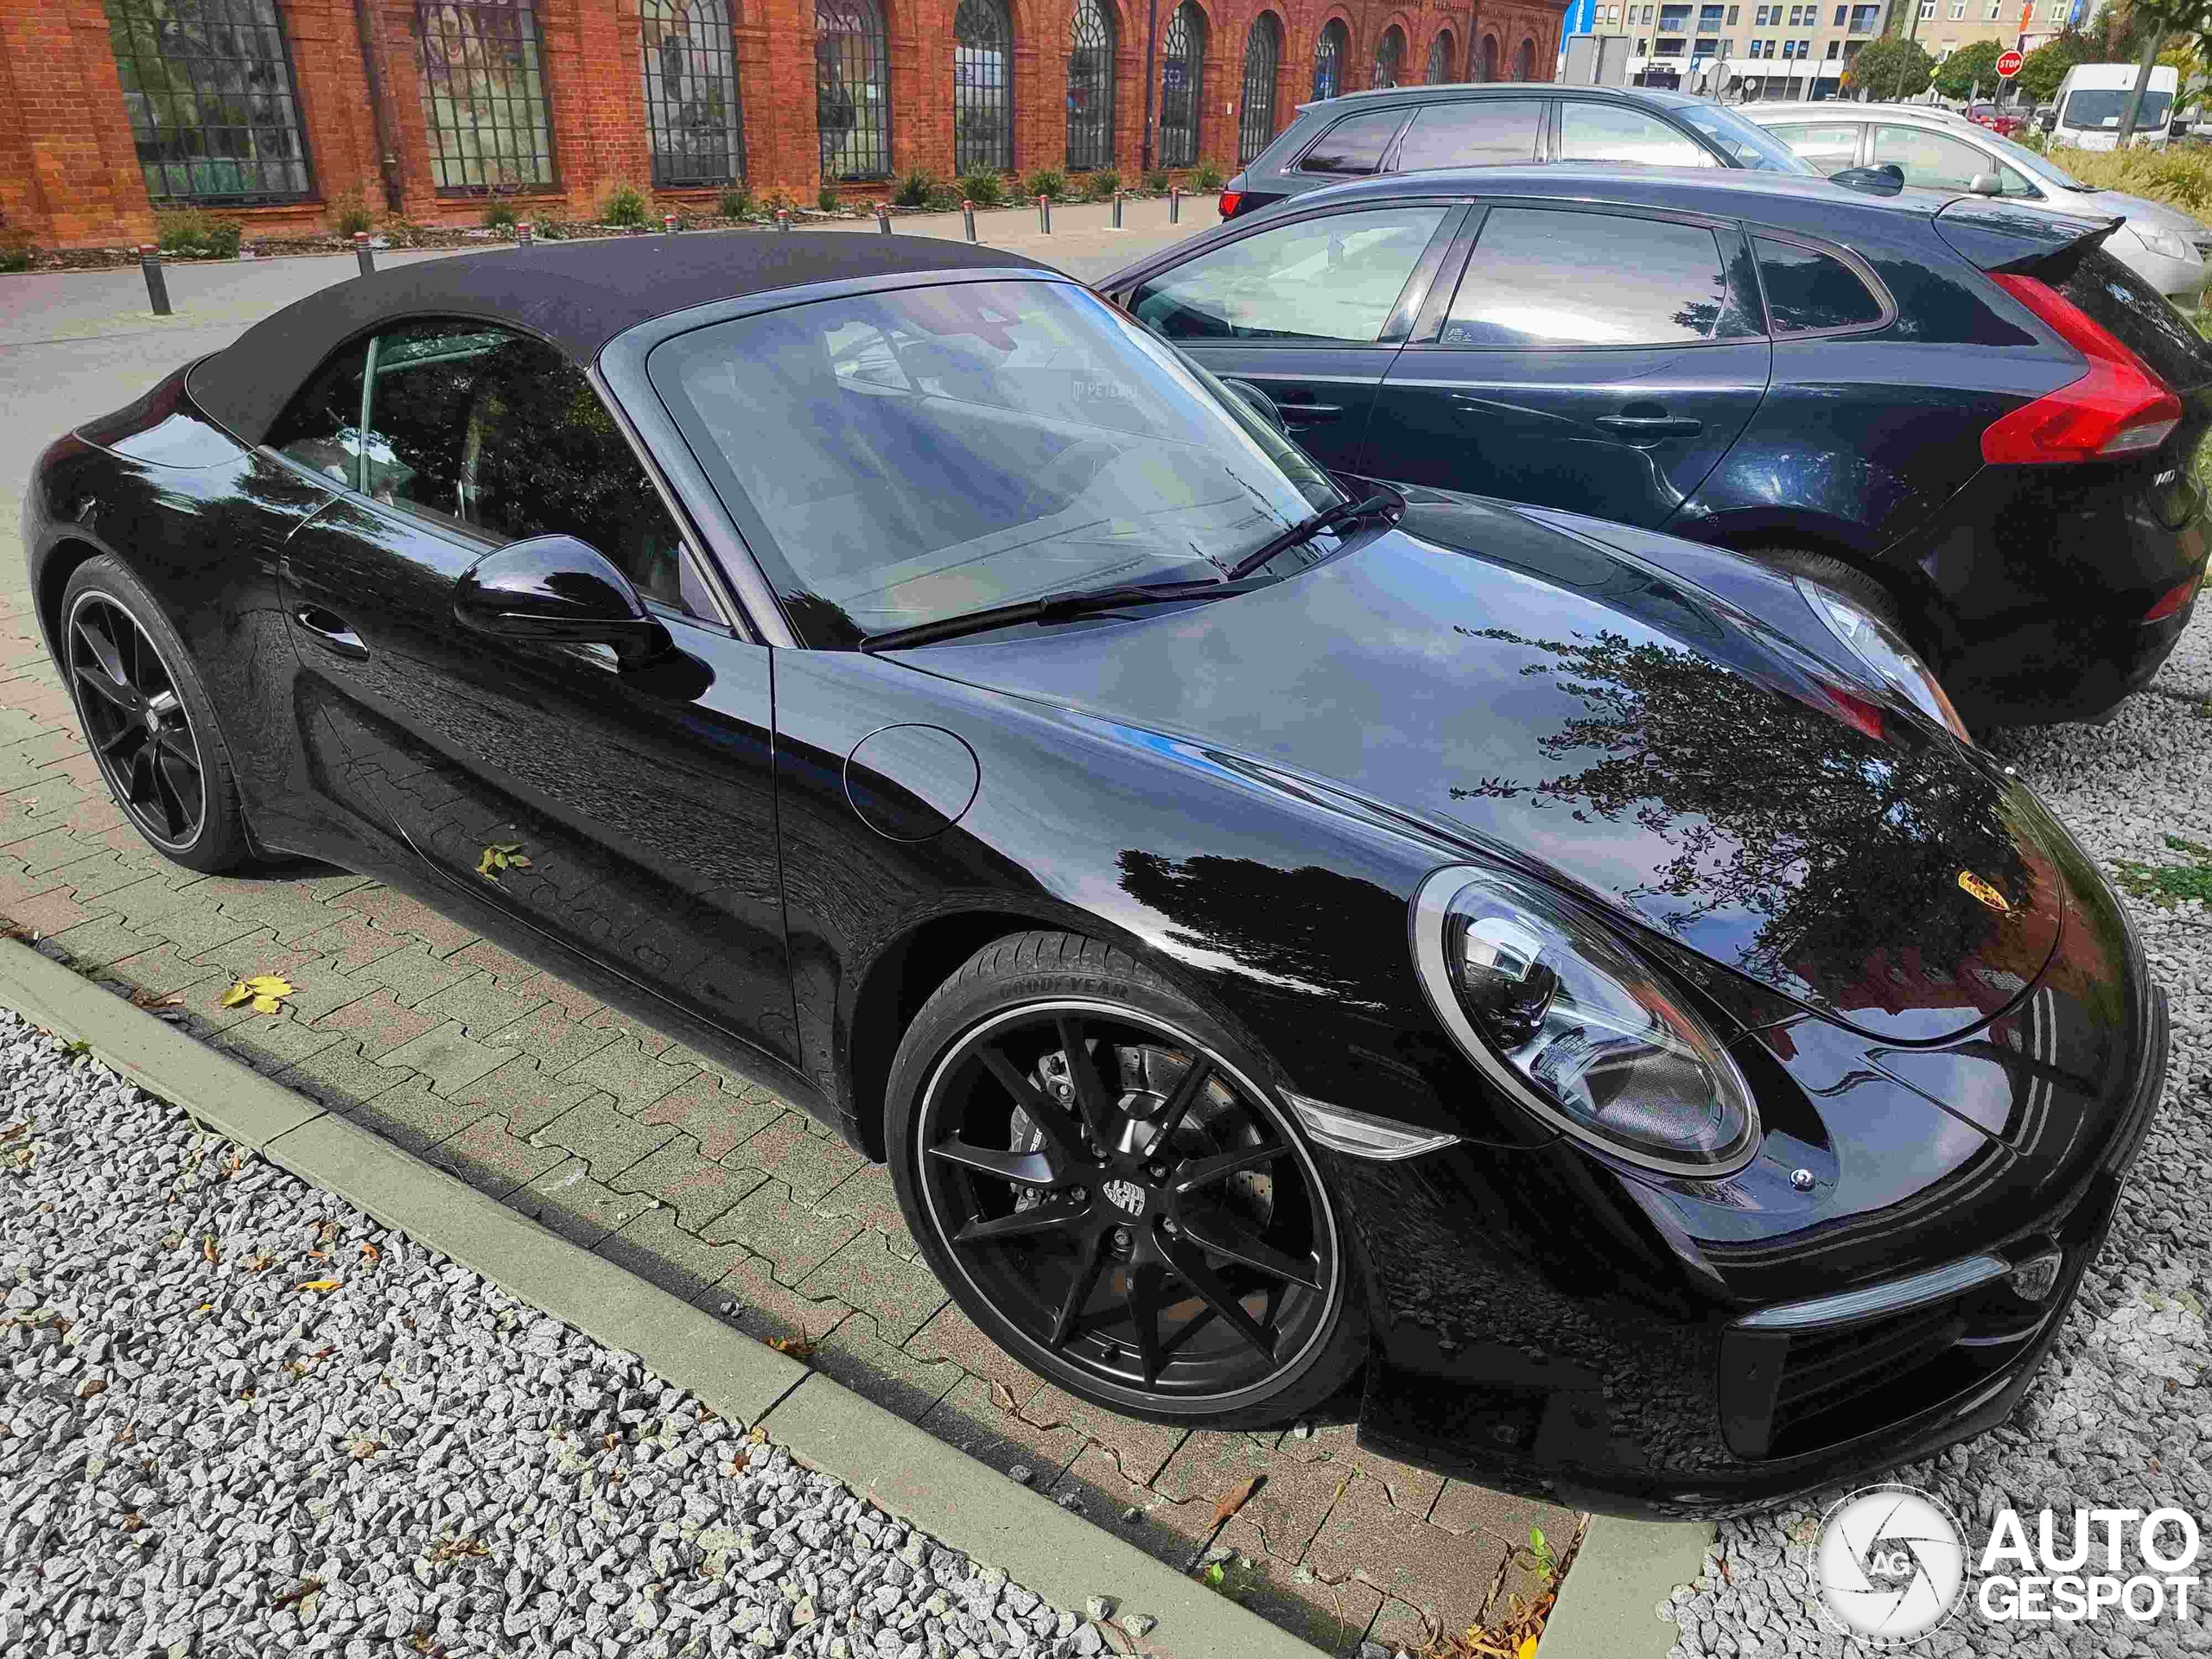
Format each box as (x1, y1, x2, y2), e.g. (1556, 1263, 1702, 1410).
(891, 501, 2065, 1042)
(2081, 188, 2205, 238)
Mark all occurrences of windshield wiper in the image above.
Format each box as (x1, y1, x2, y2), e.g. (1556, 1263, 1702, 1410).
(859, 577, 1230, 653)
(1222, 493, 1399, 582)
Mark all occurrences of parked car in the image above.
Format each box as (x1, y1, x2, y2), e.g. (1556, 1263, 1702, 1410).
(25, 234, 2167, 1515)
(2049, 61, 2181, 150)
(1215, 82, 1816, 222)
(1964, 100, 2030, 138)
(1744, 99, 2212, 299)
(1102, 163, 2212, 733)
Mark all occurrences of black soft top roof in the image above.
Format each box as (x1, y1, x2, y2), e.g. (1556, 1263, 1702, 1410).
(189, 231, 1058, 447)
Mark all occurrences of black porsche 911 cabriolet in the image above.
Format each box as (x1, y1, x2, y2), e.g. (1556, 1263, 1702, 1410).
(24, 234, 2166, 1516)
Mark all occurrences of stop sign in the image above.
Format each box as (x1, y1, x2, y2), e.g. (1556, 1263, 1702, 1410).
(1997, 48, 2024, 78)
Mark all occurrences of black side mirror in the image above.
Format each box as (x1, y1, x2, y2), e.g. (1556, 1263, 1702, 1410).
(454, 534, 670, 666)
(1224, 377, 1290, 435)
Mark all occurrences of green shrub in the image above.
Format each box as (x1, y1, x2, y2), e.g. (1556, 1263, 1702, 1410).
(1191, 159, 1225, 192)
(153, 207, 242, 258)
(530, 215, 565, 241)
(1083, 168, 1122, 200)
(1141, 167, 1171, 192)
(1024, 168, 1070, 202)
(601, 184, 650, 227)
(817, 183, 842, 213)
(925, 181, 963, 211)
(0, 230, 33, 274)
(480, 202, 518, 231)
(893, 168, 938, 207)
(2049, 143, 2212, 219)
(716, 183, 754, 218)
(958, 167, 1006, 207)
(329, 187, 375, 238)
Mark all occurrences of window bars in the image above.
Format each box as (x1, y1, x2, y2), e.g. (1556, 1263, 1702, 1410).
(1312, 18, 1345, 101)
(640, 0, 744, 187)
(1065, 0, 1116, 171)
(1158, 2, 1205, 168)
(1239, 14, 1281, 164)
(953, 0, 1014, 175)
(417, 0, 556, 194)
(1373, 24, 1403, 88)
(105, 0, 315, 205)
(817, 0, 891, 180)
(1427, 29, 1452, 83)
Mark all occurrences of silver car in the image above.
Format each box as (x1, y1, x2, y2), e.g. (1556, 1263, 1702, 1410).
(1741, 101, 2211, 299)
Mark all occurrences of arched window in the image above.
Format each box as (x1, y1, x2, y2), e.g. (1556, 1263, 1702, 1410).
(1372, 24, 1403, 88)
(1066, 0, 1116, 171)
(817, 0, 890, 180)
(417, 1, 556, 194)
(1238, 13, 1281, 162)
(1512, 37, 1535, 80)
(640, 0, 744, 187)
(1158, 2, 1206, 168)
(1312, 18, 1347, 100)
(1426, 29, 1452, 83)
(954, 0, 1014, 175)
(106, 0, 314, 203)
(1478, 33, 1498, 80)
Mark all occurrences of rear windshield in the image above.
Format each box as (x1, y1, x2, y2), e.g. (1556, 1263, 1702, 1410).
(2063, 89, 2173, 130)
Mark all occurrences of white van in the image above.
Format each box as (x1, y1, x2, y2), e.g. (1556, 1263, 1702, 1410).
(2050, 62, 2179, 150)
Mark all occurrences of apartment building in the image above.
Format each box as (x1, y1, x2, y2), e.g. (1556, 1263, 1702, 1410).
(1906, 0, 2088, 65)
(1578, 0, 1887, 99)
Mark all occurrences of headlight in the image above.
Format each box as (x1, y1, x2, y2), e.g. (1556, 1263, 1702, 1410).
(2134, 225, 2196, 263)
(1411, 867, 1759, 1178)
(1794, 577, 1971, 741)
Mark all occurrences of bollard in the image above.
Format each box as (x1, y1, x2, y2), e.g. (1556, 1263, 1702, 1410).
(663, 213, 679, 233)
(875, 203, 892, 235)
(1038, 194, 1051, 233)
(1112, 190, 1123, 229)
(775, 207, 791, 233)
(353, 231, 374, 276)
(518, 219, 534, 247)
(963, 200, 976, 242)
(138, 245, 171, 316)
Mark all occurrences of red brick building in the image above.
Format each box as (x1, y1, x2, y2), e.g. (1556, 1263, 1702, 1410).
(0, 0, 1565, 251)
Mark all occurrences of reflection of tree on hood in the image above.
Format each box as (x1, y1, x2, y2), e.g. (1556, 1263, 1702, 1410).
(1117, 852, 1404, 1007)
(1452, 625, 2037, 994)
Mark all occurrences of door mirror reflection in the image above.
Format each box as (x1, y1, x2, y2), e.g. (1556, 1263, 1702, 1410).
(454, 534, 672, 665)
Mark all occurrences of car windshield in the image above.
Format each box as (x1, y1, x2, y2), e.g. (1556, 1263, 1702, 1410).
(1674, 103, 1821, 174)
(649, 280, 1342, 645)
(2063, 88, 2173, 130)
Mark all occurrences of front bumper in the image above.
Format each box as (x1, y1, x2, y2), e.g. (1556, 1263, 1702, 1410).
(2113, 237, 2211, 300)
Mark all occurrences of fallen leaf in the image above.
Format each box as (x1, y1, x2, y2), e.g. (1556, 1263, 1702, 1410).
(296, 1279, 341, 1293)
(351, 1440, 383, 1460)
(224, 974, 296, 1014)
(271, 1577, 322, 1611)
(988, 1381, 1017, 1413)
(1211, 1474, 1263, 1529)
(1516, 1638, 1538, 1659)
(477, 842, 530, 879)
(768, 1336, 815, 1361)
(360, 1243, 382, 1263)
(76, 1377, 107, 1400)
(200, 1235, 219, 1264)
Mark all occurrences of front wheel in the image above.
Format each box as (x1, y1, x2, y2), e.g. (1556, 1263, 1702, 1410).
(885, 931, 1365, 1427)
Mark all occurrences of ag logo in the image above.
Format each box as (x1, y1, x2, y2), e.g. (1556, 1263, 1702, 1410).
(1816, 1484, 1968, 1646)
(1101, 1179, 1147, 1217)
(1958, 870, 2010, 913)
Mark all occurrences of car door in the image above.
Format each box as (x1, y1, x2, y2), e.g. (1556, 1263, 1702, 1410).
(1387, 97, 1546, 175)
(1363, 204, 1773, 529)
(1122, 201, 1463, 473)
(276, 317, 800, 1067)
(1761, 118, 1866, 175)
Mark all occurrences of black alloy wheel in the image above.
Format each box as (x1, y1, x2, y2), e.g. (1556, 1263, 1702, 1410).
(891, 935, 1360, 1422)
(67, 592, 206, 850)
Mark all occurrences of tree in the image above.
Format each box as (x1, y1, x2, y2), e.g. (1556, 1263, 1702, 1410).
(2016, 31, 2099, 104)
(1934, 39, 2005, 99)
(1850, 34, 1935, 100)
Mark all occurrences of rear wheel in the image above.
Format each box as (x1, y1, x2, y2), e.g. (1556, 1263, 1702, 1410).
(1743, 544, 1904, 632)
(886, 931, 1364, 1426)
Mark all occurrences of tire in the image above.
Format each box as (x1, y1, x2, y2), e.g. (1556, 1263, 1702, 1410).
(886, 930, 1366, 1427)
(58, 555, 254, 874)
(1743, 544, 1904, 633)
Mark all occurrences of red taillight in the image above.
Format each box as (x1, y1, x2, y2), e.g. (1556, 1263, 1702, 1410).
(1982, 272, 2183, 464)
(2145, 569, 2203, 622)
(1218, 189, 1242, 219)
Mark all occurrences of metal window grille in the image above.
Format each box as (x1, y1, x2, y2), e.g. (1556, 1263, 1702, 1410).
(1065, 0, 1116, 171)
(1373, 25, 1403, 88)
(417, 0, 556, 194)
(1426, 29, 1452, 84)
(1239, 14, 1281, 163)
(1158, 2, 1205, 168)
(817, 0, 891, 181)
(953, 0, 1014, 175)
(640, 0, 744, 187)
(105, 0, 315, 205)
(1312, 19, 1345, 101)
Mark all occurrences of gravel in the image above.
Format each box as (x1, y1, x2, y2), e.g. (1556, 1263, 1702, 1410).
(0, 1012, 1119, 1659)
(1663, 607, 2212, 1657)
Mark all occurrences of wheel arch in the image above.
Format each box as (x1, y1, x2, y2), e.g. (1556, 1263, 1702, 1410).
(33, 535, 106, 660)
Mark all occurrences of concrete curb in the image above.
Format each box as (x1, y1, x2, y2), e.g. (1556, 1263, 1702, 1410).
(0, 936, 1322, 1659)
(1537, 1515, 1713, 1659)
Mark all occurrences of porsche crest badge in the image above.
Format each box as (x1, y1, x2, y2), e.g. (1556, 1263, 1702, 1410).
(1958, 870, 2010, 913)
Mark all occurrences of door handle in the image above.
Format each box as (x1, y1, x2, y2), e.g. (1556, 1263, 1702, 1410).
(1275, 401, 1344, 423)
(1594, 414, 1704, 439)
(293, 606, 369, 660)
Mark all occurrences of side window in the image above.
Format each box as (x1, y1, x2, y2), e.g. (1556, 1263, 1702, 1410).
(1443, 209, 1757, 348)
(1765, 121, 1862, 175)
(266, 340, 370, 486)
(1752, 238, 1885, 334)
(1394, 100, 1544, 172)
(1559, 103, 1717, 168)
(362, 320, 706, 617)
(1298, 109, 1409, 175)
(1131, 207, 1450, 345)
(1871, 125, 2018, 194)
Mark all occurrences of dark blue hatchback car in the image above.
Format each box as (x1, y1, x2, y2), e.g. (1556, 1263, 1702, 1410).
(1101, 164, 2212, 732)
